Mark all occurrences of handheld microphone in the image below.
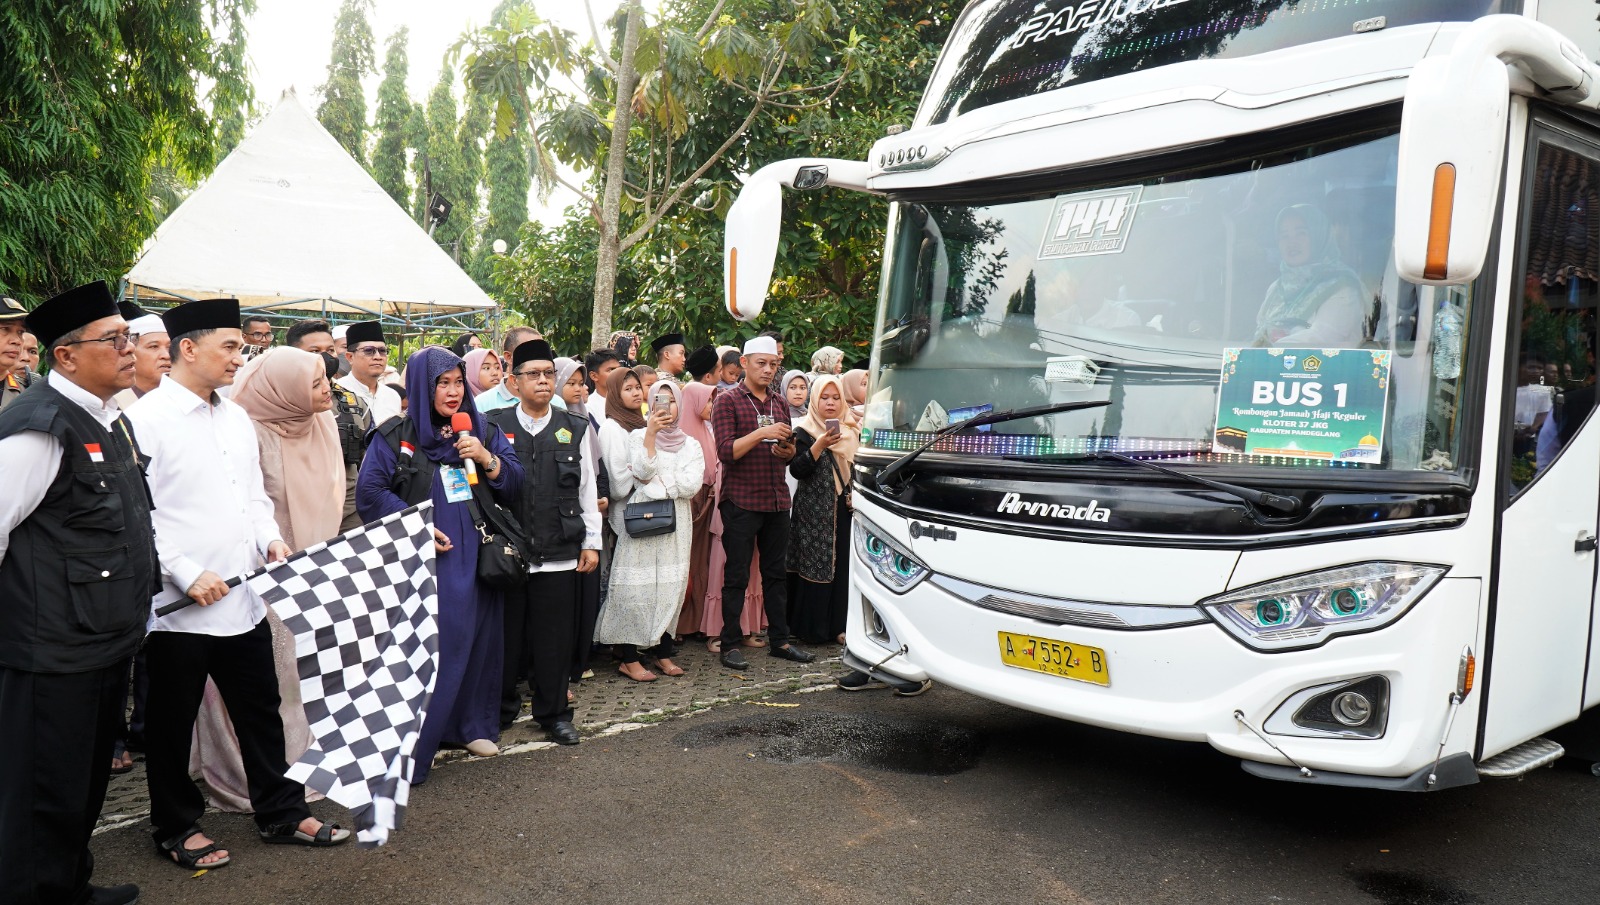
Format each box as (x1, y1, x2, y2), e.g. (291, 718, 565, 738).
(450, 412, 479, 485)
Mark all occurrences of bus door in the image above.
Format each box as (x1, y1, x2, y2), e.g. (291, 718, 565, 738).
(1484, 123, 1600, 756)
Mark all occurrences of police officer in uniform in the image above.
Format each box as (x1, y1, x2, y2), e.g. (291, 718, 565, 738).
(285, 319, 373, 532)
(0, 281, 153, 905)
(0, 295, 32, 412)
(489, 339, 600, 745)
(330, 358, 372, 531)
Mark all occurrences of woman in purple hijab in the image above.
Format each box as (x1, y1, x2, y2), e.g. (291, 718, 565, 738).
(356, 346, 523, 782)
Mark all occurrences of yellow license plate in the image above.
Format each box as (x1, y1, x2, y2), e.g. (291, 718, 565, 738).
(997, 631, 1110, 686)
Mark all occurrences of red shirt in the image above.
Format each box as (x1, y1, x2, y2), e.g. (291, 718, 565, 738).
(711, 382, 792, 512)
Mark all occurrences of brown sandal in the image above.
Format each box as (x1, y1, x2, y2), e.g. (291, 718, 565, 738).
(618, 663, 658, 682)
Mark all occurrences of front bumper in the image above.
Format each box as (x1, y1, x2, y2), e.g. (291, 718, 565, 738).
(847, 563, 1482, 782)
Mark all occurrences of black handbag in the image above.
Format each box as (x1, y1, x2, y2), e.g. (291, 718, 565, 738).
(623, 498, 677, 538)
(465, 482, 529, 590)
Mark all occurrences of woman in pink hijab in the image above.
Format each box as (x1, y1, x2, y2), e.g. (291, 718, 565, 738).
(463, 348, 504, 397)
(190, 347, 344, 811)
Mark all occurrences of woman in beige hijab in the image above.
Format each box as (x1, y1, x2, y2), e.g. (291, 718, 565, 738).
(190, 347, 344, 811)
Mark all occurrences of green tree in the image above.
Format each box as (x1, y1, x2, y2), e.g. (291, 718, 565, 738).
(371, 27, 413, 207)
(617, 0, 958, 356)
(405, 101, 430, 222)
(493, 215, 640, 356)
(318, 0, 376, 165)
(211, 0, 258, 156)
(417, 66, 476, 256)
(0, 0, 255, 301)
(459, 0, 860, 348)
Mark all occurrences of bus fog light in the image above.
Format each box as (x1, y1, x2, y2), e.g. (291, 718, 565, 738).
(1270, 675, 1390, 739)
(1332, 691, 1373, 727)
(1200, 562, 1446, 652)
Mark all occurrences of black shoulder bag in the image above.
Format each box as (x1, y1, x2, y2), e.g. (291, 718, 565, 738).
(465, 479, 530, 590)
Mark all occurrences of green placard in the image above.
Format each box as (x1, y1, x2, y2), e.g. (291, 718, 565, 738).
(1214, 348, 1392, 463)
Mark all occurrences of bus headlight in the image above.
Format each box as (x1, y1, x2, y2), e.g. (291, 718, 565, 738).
(853, 518, 930, 593)
(1200, 562, 1447, 652)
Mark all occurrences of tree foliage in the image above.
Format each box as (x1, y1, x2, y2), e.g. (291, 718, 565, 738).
(317, 0, 376, 165)
(371, 27, 413, 208)
(417, 66, 479, 257)
(459, 0, 862, 347)
(490, 0, 958, 360)
(0, 0, 255, 301)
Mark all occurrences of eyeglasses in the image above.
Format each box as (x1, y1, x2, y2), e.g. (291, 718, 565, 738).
(243, 331, 274, 342)
(62, 331, 133, 352)
(353, 345, 389, 357)
(514, 368, 557, 380)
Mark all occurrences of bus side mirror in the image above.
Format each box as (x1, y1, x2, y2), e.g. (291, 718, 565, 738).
(724, 158, 874, 322)
(1394, 53, 1510, 286)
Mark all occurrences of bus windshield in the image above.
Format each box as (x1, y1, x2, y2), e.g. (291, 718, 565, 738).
(863, 129, 1476, 478)
(920, 0, 1508, 126)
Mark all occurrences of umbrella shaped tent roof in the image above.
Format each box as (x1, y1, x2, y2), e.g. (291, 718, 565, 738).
(126, 90, 494, 315)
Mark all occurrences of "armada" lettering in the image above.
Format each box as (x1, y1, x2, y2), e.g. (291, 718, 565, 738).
(996, 492, 1112, 523)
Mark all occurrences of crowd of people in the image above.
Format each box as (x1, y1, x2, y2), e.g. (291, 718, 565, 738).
(0, 281, 893, 905)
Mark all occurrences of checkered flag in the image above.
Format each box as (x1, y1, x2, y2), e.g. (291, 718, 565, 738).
(242, 502, 439, 847)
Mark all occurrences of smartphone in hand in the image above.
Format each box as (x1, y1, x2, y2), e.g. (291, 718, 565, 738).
(825, 418, 840, 434)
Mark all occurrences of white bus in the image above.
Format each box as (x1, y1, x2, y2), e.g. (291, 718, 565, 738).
(722, 2, 1600, 789)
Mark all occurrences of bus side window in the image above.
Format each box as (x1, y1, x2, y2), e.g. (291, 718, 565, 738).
(1507, 139, 1600, 494)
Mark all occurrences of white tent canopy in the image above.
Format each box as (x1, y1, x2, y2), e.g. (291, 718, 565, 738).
(126, 90, 494, 316)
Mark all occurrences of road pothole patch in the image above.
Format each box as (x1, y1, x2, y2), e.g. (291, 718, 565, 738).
(674, 711, 983, 775)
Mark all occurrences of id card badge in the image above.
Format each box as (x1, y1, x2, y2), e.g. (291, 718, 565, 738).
(757, 413, 778, 443)
(441, 466, 473, 503)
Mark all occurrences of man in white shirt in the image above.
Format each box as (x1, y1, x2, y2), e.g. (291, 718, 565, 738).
(111, 312, 170, 411)
(336, 320, 401, 426)
(129, 298, 350, 871)
(584, 347, 623, 428)
(0, 281, 150, 905)
(486, 339, 600, 746)
(476, 325, 537, 413)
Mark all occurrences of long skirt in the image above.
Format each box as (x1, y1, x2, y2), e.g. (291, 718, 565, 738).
(678, 484, 715, 636)
(789, 495, 850, 645)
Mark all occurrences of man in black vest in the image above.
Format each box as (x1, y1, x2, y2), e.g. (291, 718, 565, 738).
(489, 339, 599, 746)
(0, 280, 153, 905)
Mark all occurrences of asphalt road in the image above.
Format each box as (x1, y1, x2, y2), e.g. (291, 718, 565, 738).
(90, 684, 1600, 904)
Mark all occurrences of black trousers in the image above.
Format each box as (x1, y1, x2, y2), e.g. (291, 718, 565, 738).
(0, 660, 126, 905)
(120, 646, 149, 750)
(501, 569, 579, 728)
(143, 619, 309, 843)
(571, 567, 601, 681)
(718, 502, 792, 650)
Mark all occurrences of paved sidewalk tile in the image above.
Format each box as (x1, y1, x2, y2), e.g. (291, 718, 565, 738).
(97, 641, 844, 833)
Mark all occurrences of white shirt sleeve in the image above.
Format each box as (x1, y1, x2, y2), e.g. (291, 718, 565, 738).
(579, 442, 601, 550)
(0, 431, 63, 566)
(237, 407, 284, 555)
(602, 421, 636, 502)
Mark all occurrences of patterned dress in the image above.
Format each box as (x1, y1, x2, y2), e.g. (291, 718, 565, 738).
(596, 429, 705, 646)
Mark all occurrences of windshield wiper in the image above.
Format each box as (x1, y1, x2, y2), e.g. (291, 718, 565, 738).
(875, 399, 1111, 491)
(1037, 449, 1301, 516)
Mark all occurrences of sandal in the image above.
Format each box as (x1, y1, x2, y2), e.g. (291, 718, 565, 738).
(706, 638, 721, 653)
(258, 820, 352, 847)
(617, 663, 658, 682)
(156, 826, 231, 870)
(111, 741, 134, 775)
(651, 658, 685, 677)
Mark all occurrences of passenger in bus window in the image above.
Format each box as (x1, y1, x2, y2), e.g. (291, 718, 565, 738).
(1253, 204, 1368, 347)
(1514, 354, 1554, 461)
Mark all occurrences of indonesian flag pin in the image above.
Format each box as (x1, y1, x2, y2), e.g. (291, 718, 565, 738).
(84, 443, 105, 463)
(399, 440, 415, 457)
